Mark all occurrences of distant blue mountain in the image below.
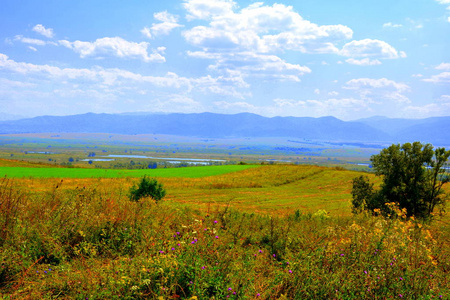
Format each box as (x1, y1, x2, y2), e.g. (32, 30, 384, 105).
(356, 116, 450, 145)
(0, 112, 448, 144)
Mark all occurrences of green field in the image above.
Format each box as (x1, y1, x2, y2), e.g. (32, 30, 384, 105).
(0, 164, 258, 179)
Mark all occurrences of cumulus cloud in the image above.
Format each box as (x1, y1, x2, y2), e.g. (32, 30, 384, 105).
(346, 58, 382, 66)
(182, 1, 352, 54)
(58, 37, 166, 62)
(436, 62, 450, 70)
(340, 39, 405, 59)
(32, 24, 54, 38)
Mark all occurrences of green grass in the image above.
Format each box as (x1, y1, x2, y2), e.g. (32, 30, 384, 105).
(0, 165, 259, 179)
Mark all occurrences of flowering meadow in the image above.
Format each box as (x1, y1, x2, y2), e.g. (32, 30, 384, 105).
(0, 165, 449, 299)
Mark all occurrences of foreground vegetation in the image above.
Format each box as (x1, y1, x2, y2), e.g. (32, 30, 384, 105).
(1, 164, 449, 299)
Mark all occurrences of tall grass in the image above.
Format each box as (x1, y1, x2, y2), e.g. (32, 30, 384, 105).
(0, 176, 448, 299)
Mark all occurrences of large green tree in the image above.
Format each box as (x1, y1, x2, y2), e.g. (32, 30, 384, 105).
(352, 142, 450, 219)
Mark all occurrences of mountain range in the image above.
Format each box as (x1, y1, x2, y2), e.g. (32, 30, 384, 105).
(0, 112, 448, 145)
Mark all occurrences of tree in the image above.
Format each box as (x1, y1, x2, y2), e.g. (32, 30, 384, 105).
(129, 176, 166, 202)
(351, 142, 450, 219)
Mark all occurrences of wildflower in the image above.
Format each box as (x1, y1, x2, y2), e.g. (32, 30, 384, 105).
(228, 288, 232, 291)
(176, 232, 180, 235)
(201, 266, 206, 270)
(233, 292, 236, 295)
(259, 249, 263, 253)
(399, 294, 403, 297)
(171, 247, 175, 251)
(364, 271, 368, 274)
(340, 254, 344, 257)
(289, 270, 293, 274)
(399, 277, 403, 280)
(191, 241, 196, 244)
(214, 220, 218, 224)
(256, 293, 260, 297)
(273, 254, 276, 258)
(215, 236, 219, 239)
(159, 251, 164, 254)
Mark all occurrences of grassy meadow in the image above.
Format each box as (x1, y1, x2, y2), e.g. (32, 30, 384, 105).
(0, 158, 449, 299)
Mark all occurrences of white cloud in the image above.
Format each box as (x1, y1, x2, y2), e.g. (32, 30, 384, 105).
(188, 51, 311, 82)
(141, 27, 152, 39)
(182, 1, 352, 54)
(314, 89, 320, 95)
(344, 78, 411, 103)
(341, 39, 404, 59)
(152, 95, 205, 113)
(0, 52, 250, 112)
(32, 24, 54, 38)
(436, 62, 450, 70)
(58, 37, 165, 63)
(28, 46, 37, 52)
(448, 16, 450, 22)
(404, 102, 450, 117)
(142, 11, 183, 38)
(423, 72, 450, 83)
(14, 35, 47, 46)
(272, 97, 372, 119)
(346, 58, 382, 66)
(344, 78, 410, 92)
(183, 0, 236, 21)
(383, 22, 403, 28)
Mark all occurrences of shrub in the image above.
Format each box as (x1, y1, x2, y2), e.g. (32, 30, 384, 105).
(129, 176, 166, 202)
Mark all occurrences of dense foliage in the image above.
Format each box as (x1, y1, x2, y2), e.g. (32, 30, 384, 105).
(352, 142, 450, 218)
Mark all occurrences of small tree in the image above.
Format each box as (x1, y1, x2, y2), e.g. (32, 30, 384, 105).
(129, 176, 166, 202)
(352, 142, 450, 219)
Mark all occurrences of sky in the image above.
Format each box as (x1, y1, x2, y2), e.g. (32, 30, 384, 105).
(0, 0, 449, 121)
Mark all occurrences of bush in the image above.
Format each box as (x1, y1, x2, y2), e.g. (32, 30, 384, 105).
(129, 176, 166, 202)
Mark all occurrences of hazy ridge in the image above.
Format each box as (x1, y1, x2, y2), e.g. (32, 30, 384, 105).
(0, 112, 448, 145)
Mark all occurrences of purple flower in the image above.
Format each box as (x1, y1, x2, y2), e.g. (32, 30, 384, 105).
(273, 254, 276, 258)
(228, 288, 232, 291)
(256, 293, 260, 297)
(176, 232, 180, 235)
(399, 294, 403, 298)
(215, 236, 219, 239)
(259, 249, 263, 253)
(233, 292, 236, 295)
(159, 251, 164, 254)
(364, 271, 368, 274)
(191, 241, 196, 244)
(399, 277, 403, 280)
(171, 247, 175, 251)
(289, 270, 293, 274)
(340, 253, 344, 257)
(214, 220, 218, 224)
(201, 266, 206, 270)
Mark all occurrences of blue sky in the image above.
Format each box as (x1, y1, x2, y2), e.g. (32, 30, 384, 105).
(0, 0, 449, 120)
